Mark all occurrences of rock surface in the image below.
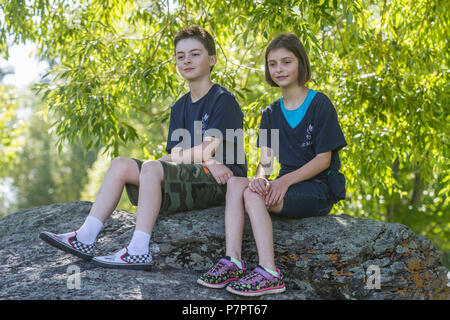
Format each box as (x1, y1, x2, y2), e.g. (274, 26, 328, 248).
(0, 201, 448, 300)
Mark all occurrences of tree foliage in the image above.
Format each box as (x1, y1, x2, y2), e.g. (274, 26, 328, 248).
(0, 87, 99, 215)
(0, 84, 26, 178)
(0, 0, 448, 263)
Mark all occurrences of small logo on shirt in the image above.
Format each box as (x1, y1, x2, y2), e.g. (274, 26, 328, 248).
(301, 124, 313, 147)
(201, 113, 209, 134)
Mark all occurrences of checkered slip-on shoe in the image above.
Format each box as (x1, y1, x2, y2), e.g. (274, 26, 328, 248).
(92, 247, 152, 271)
(39, 231, 95, 260)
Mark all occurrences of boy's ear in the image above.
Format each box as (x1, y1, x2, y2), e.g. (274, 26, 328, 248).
(209, 55, 217, 68)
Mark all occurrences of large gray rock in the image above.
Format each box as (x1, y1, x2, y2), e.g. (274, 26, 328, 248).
(0, 201, 448, 300)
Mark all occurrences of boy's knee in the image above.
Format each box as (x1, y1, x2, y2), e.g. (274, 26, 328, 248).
(140, 160, 164, 180)
(111, 156, 129, 168)
(110, 157, 137, 177)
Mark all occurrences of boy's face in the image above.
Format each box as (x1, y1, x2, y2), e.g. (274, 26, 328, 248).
(175, 38, 217, 81)
(267, 47, 300, 88)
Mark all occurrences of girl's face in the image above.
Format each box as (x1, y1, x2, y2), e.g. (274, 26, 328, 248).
(175, 38, 216, 81)
(267, 47, 300, 89)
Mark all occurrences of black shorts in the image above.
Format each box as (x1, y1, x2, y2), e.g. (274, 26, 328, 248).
(275, 178, 333, 219)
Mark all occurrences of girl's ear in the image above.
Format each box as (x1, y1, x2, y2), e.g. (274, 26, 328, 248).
(209, 55, 217, 68)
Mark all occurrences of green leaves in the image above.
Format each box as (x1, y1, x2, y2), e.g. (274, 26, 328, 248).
(0, 85, 27, 177)
(1, 0, 448, 261)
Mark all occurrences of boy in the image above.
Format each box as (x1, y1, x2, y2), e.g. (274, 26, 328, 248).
(40, 26, 247, 270)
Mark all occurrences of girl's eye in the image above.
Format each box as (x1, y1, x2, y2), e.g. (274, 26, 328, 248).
(177, 56, 184, 60)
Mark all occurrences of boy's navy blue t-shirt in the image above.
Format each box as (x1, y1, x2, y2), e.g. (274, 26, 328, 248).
(166, 84, 247, 177)
(257, 90, 347, 181)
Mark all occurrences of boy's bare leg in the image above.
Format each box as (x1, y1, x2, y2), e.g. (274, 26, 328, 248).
(134, 160, 164, 235)
(89, 160, 164, 265)
(39, 156, 141, 255)
(225, 177, 250, 261)
(88, 157, 140, 224)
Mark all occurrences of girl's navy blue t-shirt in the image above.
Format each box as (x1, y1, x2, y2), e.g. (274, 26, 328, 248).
(166, 84, 247, 177)
(257, 90, 347, 180)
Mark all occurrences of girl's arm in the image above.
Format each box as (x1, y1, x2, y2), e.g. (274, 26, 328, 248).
(255, 146, 274, 179)
(279, 151, 331, 187)
(265, 151, 331, 207)
(250, 146, 274, 196)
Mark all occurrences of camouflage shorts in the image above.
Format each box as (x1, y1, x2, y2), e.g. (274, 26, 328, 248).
(125, 159, 227, 213)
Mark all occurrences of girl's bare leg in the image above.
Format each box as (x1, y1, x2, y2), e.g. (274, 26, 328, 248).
(243, 188, 283, 271)
(224, 177, 250, 260)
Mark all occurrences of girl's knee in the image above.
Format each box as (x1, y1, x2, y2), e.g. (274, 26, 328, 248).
(243, 188, 264, 211)
(243, 187, 262, 200)
(267, 200, 283, 214)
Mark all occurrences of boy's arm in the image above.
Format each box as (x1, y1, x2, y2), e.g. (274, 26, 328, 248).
(161, 137, 233, 185)
(164, 136, 222, 164)
(202, 157, 234, 185)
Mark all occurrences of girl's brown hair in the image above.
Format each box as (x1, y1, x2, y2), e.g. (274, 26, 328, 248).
(265, 33, 311, 87)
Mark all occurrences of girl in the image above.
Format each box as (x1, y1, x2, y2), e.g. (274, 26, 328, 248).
(197, 33, 347, 296)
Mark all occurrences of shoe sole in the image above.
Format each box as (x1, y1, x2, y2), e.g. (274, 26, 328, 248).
(196, 278, 238, 289)
(226, 285, 286, 297)
(91, 257, 152, 271)
(39, 232, 93, 261)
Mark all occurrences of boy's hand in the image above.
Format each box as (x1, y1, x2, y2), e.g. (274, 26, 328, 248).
(265, 178, 289, 208)
(249, 177, 270, 197)
(204, 162, 233, 185)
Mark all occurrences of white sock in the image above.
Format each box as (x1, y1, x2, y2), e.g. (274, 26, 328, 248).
(127, 230, 151, 255)
(76, 215, 104, 245)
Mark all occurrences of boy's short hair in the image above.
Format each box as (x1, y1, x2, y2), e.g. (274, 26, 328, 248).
(264, 33, 311, 87)
(174, 26, 216, 71)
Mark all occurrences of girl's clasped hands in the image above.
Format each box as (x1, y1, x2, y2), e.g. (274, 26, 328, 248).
(249, 177, 289, 208)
